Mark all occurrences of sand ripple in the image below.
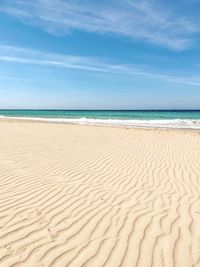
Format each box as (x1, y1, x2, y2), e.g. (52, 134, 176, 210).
(0, 121, 200, 266)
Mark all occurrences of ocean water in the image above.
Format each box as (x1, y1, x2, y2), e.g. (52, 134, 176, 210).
(0, 110, 200, 129)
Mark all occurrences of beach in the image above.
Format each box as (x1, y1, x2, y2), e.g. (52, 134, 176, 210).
(0, 119, 200, 267)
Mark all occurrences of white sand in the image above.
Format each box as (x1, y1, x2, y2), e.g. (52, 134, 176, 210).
(0, 120, 200, 267)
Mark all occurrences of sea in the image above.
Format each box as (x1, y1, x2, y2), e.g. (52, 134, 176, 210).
(0, 110, 200, 129)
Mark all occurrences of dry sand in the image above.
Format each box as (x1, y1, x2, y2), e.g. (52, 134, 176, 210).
(0, 119, 200, 267)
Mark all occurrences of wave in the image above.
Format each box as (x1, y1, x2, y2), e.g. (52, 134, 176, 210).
(1, 115, 200, 129)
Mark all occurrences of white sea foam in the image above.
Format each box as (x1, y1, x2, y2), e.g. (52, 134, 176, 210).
(1, 116, 200, 130)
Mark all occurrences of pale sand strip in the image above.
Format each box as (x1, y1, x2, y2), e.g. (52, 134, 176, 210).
(0, 120, 200, 267)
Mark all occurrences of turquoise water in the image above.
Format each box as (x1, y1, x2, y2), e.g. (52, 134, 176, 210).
(1, 110, 200, 129)
(0, 110, 200, 120)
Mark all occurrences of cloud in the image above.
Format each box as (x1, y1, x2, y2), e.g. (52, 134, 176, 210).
(0, 44, 200, 86)
(0, 0, 199, 50)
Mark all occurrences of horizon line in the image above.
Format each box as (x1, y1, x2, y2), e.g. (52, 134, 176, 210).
(0, 109, 200, 112)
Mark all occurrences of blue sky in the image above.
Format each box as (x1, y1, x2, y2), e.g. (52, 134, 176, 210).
(0, 0, 200, 109)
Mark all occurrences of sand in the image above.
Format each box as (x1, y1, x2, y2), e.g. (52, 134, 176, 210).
(0, 119, 200, 267)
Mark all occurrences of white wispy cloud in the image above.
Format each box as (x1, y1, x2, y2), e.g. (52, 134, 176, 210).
(0, 44, 200, 86)
(0, 0, 199, 50)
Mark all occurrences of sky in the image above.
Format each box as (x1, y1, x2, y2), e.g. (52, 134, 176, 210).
(0, 0, 200, 109)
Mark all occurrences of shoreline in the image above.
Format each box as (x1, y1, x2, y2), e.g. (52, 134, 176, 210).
(1, 115, 200, 131)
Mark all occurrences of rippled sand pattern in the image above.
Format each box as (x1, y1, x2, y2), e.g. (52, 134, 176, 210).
(0, 120, 200, 267)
